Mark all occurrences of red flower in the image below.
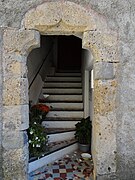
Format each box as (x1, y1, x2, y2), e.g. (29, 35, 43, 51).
(32, 104, 50, 113)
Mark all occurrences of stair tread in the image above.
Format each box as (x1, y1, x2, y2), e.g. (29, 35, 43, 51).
(44, 117, 82, 120)
(43, 88, 82, 95)
(48, 75, 81, 77)
(29, 138, 77, 163)
(44, 94, 82, 102)
(45, 77, 81, 82)
(44, 83, 82, 88)
(45, 102, 83, 109)
(44, 81, 82, 83)
(45, 110, 83, 119)
(43, 87, 82, 90)
(50, 109, 84, 111)
(46, 128, 75, 134)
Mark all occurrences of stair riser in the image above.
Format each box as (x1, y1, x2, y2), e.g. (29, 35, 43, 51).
(45, 95, 82, 102)
(46, 102, 83, 110)
(46, 111, 83, 119)
(44, 82, 82, 88)
(29, 143, 78, 173)
(43, 88, 82, 94)
(54, 73, 81, 76)
(42, 121, 80, 128)
(48, 131, 75, 142)
(45, 77, 81, 82)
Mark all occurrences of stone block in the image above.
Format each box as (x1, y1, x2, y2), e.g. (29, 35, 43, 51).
(3, 77, 28, 106)
(3, 53, 27, 77)
(96, 173, 117, 180)
(3, 28, 40, 56)
(94, 62, 115, 80)
(23, 2, 62, 32)
(62, 2, 91, 28)
(93, 112, 117, 175)
(82, 31, 118, 62)
(2, 130, 26, 150)
(94, 79, 117, 115)
(3, 144, 28, 180)
(3, 104, 29, 131)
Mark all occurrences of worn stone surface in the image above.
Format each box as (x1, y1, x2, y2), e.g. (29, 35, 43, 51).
(3, 29, 40, 56)
(94, 80, 117, 116)
(82, 31, 118, 63)
(3, 77, 29, 106)
(1, 28, 40, 180)
(93, 79, 117, 176)
(3, 144, 29, 180)
(2, 29, 40, 106)
(96, 173, 118, 180)
(22, 1, 96, 34)
(0, 28, 4, 180)
(2, 130, 25, 150)
(116, 44, 135, 179)
(3, 105, 29, 131)
(94, 62, 115, 80)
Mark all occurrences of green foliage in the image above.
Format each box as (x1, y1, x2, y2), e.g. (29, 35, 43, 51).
(75, 116, 92, 144)
(28, 123, 48, 158)
(27, 103, 49, 158)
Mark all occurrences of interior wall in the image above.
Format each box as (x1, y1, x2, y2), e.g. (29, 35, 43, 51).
(82, 49, 93, 119)
(27, 36, 54, 104)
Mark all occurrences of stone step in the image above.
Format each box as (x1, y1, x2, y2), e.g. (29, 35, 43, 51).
(56, 69, 81, 73)
(48, 131, 75, 142)
(54, 72, 81, 77)
(45, 94, 82, 102)
(42, 120, 80, 129)
(45, 76, 81, 82)
(45, 111, 83, 119)
(46, 128, 75, 134)
(29, 141, 78, 173)
(44, 82, 82, 88)
(43, 88, 82, 94)
(46, 102, 83, 111)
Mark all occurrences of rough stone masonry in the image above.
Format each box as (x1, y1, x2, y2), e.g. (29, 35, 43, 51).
(0, 0, 135, 180)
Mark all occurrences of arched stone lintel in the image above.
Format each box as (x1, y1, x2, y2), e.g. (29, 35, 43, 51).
(22, 1, 97, 33)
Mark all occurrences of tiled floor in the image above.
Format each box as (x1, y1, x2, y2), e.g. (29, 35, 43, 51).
(29, 151, 94, 180)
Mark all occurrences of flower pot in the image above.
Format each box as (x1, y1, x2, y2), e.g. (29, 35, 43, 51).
(78, 143, 90, 152)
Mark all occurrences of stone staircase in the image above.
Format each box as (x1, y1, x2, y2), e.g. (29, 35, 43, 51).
(43, 72, 84, 153)
(29, 71, 84, 172)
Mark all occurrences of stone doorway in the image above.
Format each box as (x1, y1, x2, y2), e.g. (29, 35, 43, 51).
(1, 1, 119, 179)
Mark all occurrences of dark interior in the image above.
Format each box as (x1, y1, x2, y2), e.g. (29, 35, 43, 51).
(57, 35, 82, 71)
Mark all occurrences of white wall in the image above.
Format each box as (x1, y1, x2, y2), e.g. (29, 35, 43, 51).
(81, 49, 93, 119)
(27, 36, 54, 105)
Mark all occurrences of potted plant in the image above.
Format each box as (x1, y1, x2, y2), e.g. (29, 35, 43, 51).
(75, 116, 92, 152)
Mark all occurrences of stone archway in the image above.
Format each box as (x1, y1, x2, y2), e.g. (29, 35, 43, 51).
(1, 1, 119, 179)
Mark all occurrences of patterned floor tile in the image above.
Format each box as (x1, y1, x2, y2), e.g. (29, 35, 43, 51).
(29, 151, 94, 180)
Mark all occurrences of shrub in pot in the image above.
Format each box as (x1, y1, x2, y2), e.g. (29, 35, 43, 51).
(75, 116, 92, 152)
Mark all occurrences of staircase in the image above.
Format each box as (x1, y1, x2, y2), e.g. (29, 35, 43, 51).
(29, 71, 84, 172)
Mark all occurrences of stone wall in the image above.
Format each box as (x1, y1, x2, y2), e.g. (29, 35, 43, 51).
(0, 28, 4, 180)
(1, 28, 40, 179)
(0, 0, 135, 180)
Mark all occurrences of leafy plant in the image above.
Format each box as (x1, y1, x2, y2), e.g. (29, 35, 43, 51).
(75, 116, 92, 145)
(27, 103, 50, 158)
